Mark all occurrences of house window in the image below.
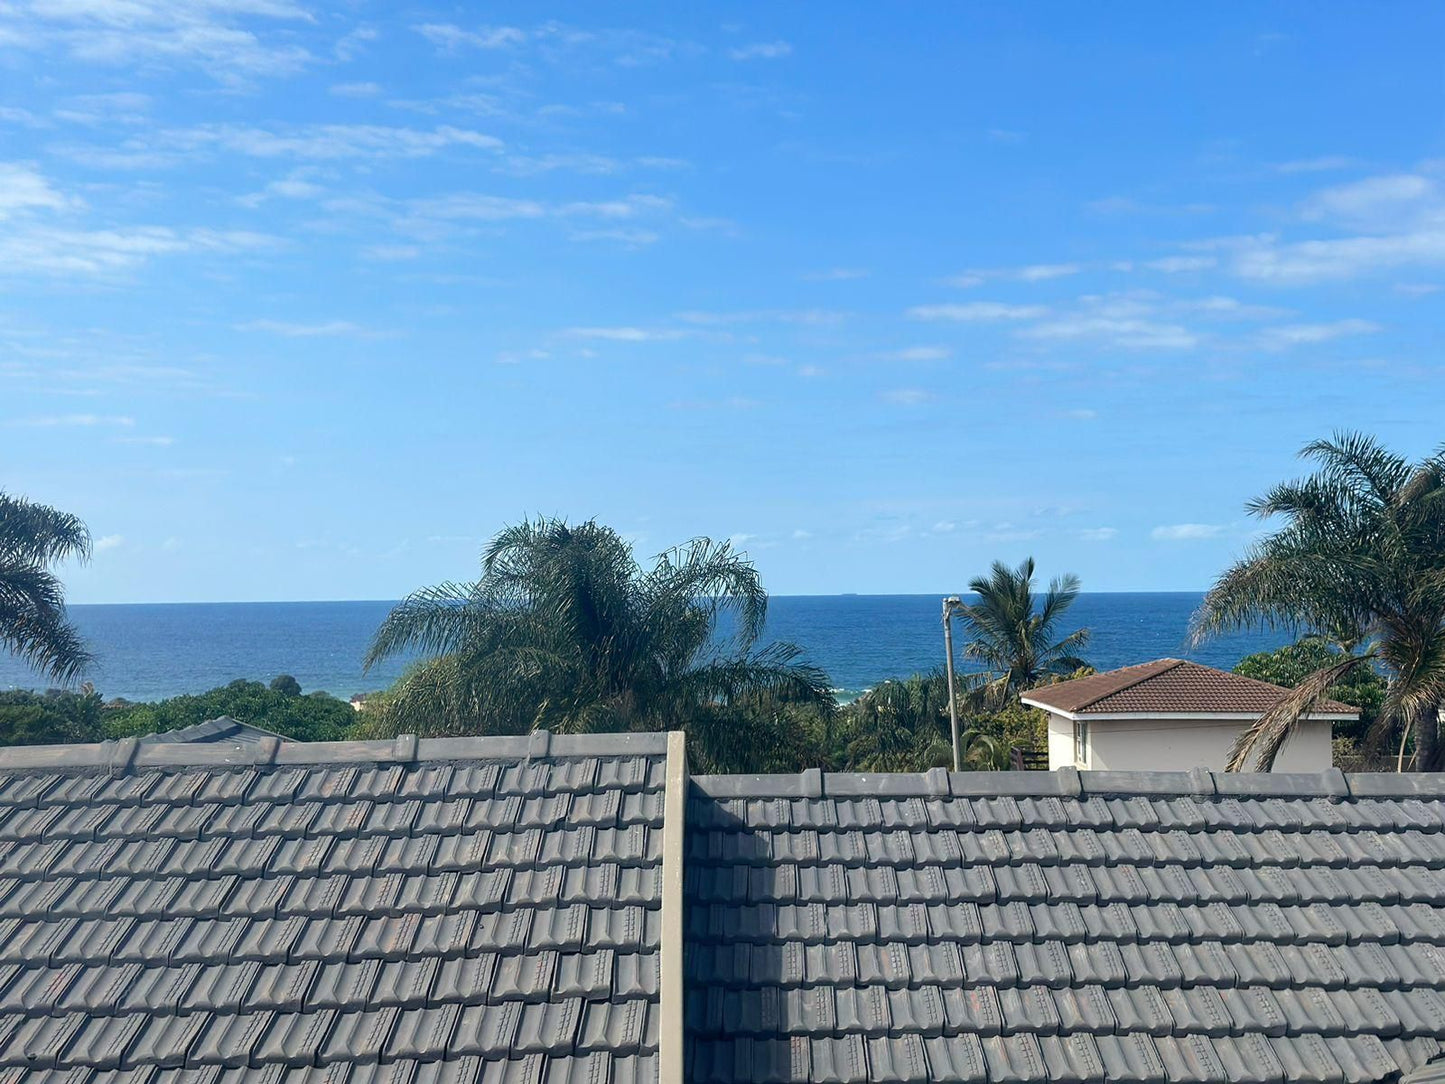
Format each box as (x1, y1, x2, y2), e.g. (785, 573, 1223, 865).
(1074, 721, 1089, 766)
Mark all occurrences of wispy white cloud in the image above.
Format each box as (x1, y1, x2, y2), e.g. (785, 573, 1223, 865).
(495, 152, 624, 177)
(880, 388, 934, 406)
(1078, 527, 1118, 542)
(1221, 231, 1445, 282)
(1018, 263, 1081, 281)
(237, 170, 326, 207)
(1143, 255, 1216, 273)
(330, 82, 381, 98)
(12, 413, 135, 427)
(162, 123, 504, 160)
(0, 224, 280, 276)
(53, 92, 152, 127)
(1258, 318, 1380, 347)
(1151, 523, 1225, 541)
(907, 302, 1047, 321)
(877, 346, 951, 361)
(360, 244, 421, 262)
(1274, 155, 1358, 174)
(675, 308, 846, 326)
(0, 0, 316, 83)
(236, 319, 372, 337)
(1300, 173, 1434, 228)
(115, 435, 175, 446)
(567, 227, 659, 245)
(396, 191, 675, 245)
(94, 534, 124, 552)
(728, 40, 792, 60)
(563, 326, 692, 342)
(1022, 313, 1197, 350)
(0, 163, 75, 219)
(802, 267, 868, 281)
(947, 264, 1081, 287)
(414, 23, 526, 50)
(411, 21, 683, 67)
(1017, 294, 1199, 350)
(1197, 172, 1445, 283)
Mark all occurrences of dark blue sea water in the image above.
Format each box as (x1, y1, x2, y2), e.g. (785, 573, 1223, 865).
(0, 594, 1289, 704)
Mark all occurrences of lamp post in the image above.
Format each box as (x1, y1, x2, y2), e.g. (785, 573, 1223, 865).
(942, 596, 964, 771)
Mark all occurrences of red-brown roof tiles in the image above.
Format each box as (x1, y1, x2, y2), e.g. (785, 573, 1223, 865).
(1021, 658, 1358, 717)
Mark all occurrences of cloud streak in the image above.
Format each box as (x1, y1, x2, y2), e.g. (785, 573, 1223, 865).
(907, 302, 1047, 321)
(1151, 523, 1226, 541)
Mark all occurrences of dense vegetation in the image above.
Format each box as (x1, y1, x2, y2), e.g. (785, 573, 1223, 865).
(105, 678, 355, 742)
(0, 678, 355, 746)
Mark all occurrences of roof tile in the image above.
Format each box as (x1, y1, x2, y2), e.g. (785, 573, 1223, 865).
(1022, 659, 1358, 716)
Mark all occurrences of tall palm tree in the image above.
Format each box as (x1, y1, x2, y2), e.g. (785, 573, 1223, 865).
(365, 518, 832, 769)
(954, 557, 1091, 707)
(0, 492, 92, 683)
(1192, 433, 1445, 771)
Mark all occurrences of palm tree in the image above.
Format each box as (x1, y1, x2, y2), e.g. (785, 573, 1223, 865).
(364, 518, 832, 770)
(0, 492, 92, 683)
(843, 678, 953, 771)
(954, 557, 1091, 707)
(1192, 433, 1445, 771)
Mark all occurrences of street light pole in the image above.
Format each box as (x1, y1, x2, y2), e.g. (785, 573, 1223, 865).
(942, 596, 962, 771)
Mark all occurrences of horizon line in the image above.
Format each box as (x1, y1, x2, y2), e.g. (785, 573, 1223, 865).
(63, 588, 1218, 607)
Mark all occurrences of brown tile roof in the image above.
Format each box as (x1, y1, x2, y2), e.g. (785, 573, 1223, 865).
(1020, 657, 1359, 717)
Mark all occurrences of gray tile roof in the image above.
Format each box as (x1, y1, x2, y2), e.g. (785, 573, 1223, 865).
(684, 767, 1445, 1084)
(3, 729, 1445, 1084)
(0, 730, 669, 1081)
(138, 715, 287, 745)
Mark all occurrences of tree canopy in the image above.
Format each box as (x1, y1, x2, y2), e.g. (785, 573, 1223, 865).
(954, 557, 1091, 707)
(105, 679, 355, 742)
(364, 518, 833, 771)
(1195, 432, 1445, 770)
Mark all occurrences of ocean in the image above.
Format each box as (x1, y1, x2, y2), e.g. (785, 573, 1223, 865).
(0, 593, 1290, 704)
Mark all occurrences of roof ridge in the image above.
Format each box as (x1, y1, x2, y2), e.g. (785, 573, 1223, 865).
(0, 730, 673, 774)
(1072, 657, 1184, 710)
(690, 766, 1445, 799)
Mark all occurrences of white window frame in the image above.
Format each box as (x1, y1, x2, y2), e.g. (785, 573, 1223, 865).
(1073, 720, 1089, 766)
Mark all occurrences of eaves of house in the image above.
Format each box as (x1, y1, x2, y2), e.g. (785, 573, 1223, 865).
(0, 731, 1440, 1083)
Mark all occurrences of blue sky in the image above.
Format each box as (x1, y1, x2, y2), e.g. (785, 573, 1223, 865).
(3, 3, 1443, 603)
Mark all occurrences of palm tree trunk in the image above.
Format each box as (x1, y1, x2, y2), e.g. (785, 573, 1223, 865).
(1416, 701, 1442, 771)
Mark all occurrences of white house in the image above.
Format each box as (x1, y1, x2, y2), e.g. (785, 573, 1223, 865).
(1020, 658, 1358, 772)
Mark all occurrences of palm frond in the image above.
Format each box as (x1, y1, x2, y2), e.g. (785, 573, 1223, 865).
(364, 582, 488, 667)
(1226, 651, 1376, 771)
(0, 494, 91, 566)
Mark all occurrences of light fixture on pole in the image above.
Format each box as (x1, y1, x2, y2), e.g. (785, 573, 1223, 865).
(942, 596, 964, 771)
